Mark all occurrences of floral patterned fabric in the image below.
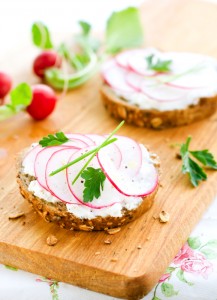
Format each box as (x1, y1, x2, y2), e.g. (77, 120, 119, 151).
(0, 197, 217, 300)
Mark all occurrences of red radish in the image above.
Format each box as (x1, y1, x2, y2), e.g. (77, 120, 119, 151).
(103, 61, 136, 93)
(27, 84, 57, 120)
(46, 148, 80, 204)
(66, 146, 122, 209)
(0, 71, 12, 101)
(97, 143, 158, 197)
(33, 51, 61, 78)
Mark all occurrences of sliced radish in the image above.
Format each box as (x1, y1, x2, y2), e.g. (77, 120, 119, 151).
(66, 146, 123, 209)
(115, 50, 141, 69)
(34, 146, 67, 190)
(66, 133, 95, 146)
(46, 148, 80, 204)
(128, 54, 158, 76)
(101, 135, 142, 177)
(125, 72, 144, 91)
(97, 143, 158, 197)
(141, 82, 188, 102)
(102, 61, 136, 93)
(22, 144, 42, 176)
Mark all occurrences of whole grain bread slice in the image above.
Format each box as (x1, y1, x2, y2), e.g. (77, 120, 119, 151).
(17, 150, 160, 231)
(101, 85, 217, 129)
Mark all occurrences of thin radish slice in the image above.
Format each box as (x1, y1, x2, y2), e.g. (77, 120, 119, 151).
(46, 148, 80, 204)
(141, 82, 188, 102)
(86, 134, 122, 169)
(128, 54, 158, 76)
(97, 144, 158, 197)
(101, 135, 142, 177)
(35, 146, 68, 190)
(66, 133, 95, 146)
(66, 147, 123, 209)
(22, 144, 42, 176)
(115, 49, 142, 69)
(102, 61, 136, 93)
(125, 71, 145, 91)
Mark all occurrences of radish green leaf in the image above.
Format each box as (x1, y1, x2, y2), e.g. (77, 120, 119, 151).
(106, 7, 144, 54)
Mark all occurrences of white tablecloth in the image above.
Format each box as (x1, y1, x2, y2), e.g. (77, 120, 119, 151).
(0, 196, 217, 300)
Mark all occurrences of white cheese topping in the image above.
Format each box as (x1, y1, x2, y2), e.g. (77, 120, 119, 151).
(111, 51, 217, 111)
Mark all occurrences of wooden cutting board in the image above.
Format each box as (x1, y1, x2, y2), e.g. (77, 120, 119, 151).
(0, 0, 217, 299)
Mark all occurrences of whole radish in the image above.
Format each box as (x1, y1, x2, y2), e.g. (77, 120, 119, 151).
(27, 84, 57, 120)
(0, 72, 12, 102)
(33, 51, 61, 78)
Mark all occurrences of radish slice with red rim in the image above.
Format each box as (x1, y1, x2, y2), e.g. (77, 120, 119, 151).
(103, 135, 142, 176)
(46, 148, 80, 204)
(66, 146, 123, 209)
(97, 143, 158, 197)
(115, 50, 141, 69)
(86, 134, 122, 169)
(22, 144, 42, 176)
(102, 61, 136, 93)
(141, 82, 188, 102)
(125, 71, 145, 91)
(66, 133, 95, 146)
(34, 146, 69, 191)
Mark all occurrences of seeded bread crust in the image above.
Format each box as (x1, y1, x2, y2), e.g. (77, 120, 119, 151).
(100, 85, 217, 129)
(16, 151, 160, 231)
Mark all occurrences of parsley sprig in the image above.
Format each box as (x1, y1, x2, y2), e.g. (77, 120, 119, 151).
(81, 167, 106, 202)
(146, 54, 172, 72)
(39, 132, 69, 147)
(180, 137, 217, 187)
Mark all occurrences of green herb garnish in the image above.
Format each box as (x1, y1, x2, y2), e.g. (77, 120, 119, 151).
(146, 54, 172, 72)
(32, 22, 53, 49)
(0, 83, 32, 121)
(106, 7, 144, 54)
(81, 167, 106, 202)
(39, 132, 69, 147)
(180, 136, 217, 187)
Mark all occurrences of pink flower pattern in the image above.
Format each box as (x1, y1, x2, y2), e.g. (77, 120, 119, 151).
(180, 252, 213, 279)
(173, 244, 194, 265)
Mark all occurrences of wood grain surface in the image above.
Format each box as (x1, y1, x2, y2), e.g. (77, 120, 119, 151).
(0, 0, 217, 299)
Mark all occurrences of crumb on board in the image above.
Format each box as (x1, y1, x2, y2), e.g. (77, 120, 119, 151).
(104, 239, 112, 245)
(106, 227, 121, 235)
(137, 245, 142, 249)
(175, 153, 182, 159)
(111, 258, 118, 262)
(8, 211, 25, 220)
(159, 211, 170, 223)
(46, 235, 58, 246)
(146, 237, 150, 241)
(95, 251, 101, 256)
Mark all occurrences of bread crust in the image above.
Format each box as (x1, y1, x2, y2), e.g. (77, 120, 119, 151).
(16, 152, 160, 231)
(100, 85, 217, 129)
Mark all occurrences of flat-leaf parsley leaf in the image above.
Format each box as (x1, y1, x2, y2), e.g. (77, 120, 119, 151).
(146, 54, 172, 72)
(39, 132, 69, 147)
(81, 167, 106, 202)
(180, 136, 217, 187)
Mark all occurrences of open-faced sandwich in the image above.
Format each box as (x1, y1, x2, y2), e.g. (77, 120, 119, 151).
(101, 48, 217, 129)
(17, 126, 160, 231)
